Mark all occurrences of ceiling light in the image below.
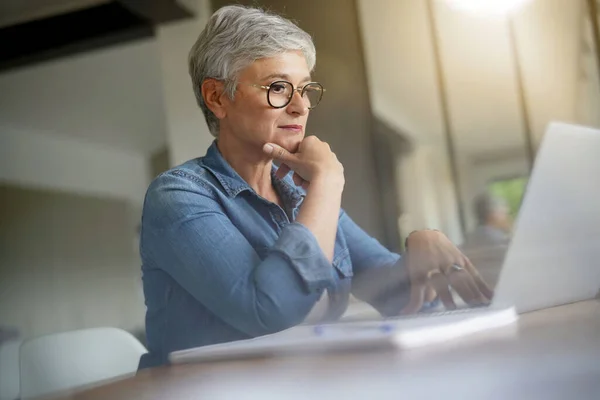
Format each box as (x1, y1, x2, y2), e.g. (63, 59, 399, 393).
(444, 0, 532, 16)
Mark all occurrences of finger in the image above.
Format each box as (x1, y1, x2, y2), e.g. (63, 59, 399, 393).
(425, 285, 437, 303)
(263, 143, 297, 165)
(275, 164, 291, 180)
(447, 269, 482, 305)
(292, 172, 303, 186)
(429, 273, 456, 310)
(401, 280, 426, 315)
(401, 246, 439, 314)
(463, 257, 494, 300)
(460, 268, 490, 304)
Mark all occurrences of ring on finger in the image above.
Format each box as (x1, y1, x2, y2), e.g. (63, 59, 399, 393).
(446, 264, 464, 274)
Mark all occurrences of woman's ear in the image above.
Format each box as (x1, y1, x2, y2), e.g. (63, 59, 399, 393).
(201, 78, 228, 119)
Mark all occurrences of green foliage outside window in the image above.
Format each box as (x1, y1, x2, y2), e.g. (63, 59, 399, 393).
(488, 176, 529, 219)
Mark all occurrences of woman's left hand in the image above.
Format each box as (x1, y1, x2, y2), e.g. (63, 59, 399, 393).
(401, 230, 494, 314)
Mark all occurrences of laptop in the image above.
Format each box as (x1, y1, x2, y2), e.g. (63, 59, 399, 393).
(492, 122, 600, 312)
(170, 122, 600, 363)
(346, 121, 600, 320)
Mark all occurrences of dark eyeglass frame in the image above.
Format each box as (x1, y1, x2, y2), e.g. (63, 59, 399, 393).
(249, 80, 325, 109)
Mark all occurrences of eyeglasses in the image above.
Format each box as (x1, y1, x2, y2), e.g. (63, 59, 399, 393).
(249, 81, 325, 109)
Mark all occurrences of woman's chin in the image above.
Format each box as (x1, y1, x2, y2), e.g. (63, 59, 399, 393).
(274, 138, 302, 154)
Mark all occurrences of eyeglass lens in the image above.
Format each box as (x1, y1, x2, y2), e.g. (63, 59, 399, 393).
(268, 81, 323, 109)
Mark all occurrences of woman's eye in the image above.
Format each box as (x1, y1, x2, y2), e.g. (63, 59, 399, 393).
(270, 84, 286, 94)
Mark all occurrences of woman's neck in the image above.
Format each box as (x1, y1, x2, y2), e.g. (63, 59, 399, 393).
(216, 133, 276, 200)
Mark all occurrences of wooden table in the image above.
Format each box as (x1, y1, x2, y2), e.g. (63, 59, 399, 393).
(57, 300, 600, 400)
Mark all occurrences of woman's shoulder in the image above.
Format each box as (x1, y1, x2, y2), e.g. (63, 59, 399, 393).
(141, 158, 224, 228)
(152, 154, 223, 189)
(144, 158, 223, 206)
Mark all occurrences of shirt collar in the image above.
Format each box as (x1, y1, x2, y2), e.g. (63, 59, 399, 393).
(201, 141, 305, 207)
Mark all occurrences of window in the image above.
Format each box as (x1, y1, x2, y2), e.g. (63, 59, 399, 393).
(488, 176, 529, 219)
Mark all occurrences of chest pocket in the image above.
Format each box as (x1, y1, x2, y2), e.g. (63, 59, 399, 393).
(332, 247, 353, 279)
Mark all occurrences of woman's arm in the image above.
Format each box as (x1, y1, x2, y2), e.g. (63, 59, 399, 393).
(264, 138, 411, 315)
(142, 172, 336, 337)
(337, 210, 413, 316)
(264, 137, 491, 315)
(264, 136, 345, 262)
(295, 175, 343, 261)
(342, 212, 494, 315)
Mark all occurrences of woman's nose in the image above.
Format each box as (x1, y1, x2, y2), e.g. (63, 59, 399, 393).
(287, 90, 308, 115)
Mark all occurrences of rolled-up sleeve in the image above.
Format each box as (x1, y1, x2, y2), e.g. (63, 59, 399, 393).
(142, 172, 335, 337)
(271, 222, 335, 292)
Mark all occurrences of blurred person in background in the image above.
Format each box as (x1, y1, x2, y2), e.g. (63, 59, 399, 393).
(463, 193, 512, 248)
(460, 193, 513, 289)
(137, 5, 493, 369)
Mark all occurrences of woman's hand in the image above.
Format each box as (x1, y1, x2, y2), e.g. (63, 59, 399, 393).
(263, 136, 344, 262)
(263, 136, 344, 189)
(402, 230, 494, 314)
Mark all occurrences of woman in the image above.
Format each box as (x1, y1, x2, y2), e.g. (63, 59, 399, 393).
(138, 5, 492, 369)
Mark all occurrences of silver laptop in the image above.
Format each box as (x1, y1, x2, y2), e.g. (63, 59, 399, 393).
(492, 122, 600, 313)
(345, 122, 600, 322)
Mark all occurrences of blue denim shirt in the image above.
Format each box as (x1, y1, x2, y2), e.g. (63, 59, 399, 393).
(138, 141, 413, 369)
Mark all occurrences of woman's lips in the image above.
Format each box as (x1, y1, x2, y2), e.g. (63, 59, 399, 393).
(279, 125, 303, 133)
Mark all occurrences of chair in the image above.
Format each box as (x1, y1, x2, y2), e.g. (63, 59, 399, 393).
(19, 327, 146, 399)
(0, 338, 22, 400)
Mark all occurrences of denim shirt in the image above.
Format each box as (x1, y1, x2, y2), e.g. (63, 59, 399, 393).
(138, 141, 413, 369)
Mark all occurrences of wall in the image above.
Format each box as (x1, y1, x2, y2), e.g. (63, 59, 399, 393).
(0, 35, 165, 203)
(0, 185, 145, 339)
(156, 0, 215, 166)
(0, 38, 167, 155)
(356, 0, 463, 242)
(372, 118, 412, 251)
(356, 0, 444, 146)
(0, 34, 161, 340)
(357, 0, 586, 240)
(398, 144, 463, 244)
(357, 0, 584, 153)
(0, 128, 150, 204)
(576, 16, 600, 129)
(514, 0, 585, 146)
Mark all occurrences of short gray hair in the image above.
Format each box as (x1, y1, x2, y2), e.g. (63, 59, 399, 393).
(188, 5, 317, 137)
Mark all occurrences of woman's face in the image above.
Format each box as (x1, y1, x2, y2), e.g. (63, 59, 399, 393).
(219, 51, 311, 154)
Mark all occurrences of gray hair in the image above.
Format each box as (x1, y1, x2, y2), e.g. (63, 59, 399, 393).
(188, 5, 317, 137)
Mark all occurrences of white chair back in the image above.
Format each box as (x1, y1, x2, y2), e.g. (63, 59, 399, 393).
(19, 327, 146, 399)
(0, 339, 22, 400)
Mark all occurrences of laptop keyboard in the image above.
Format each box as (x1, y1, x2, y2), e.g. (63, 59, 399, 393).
(384, 305, 490, 321)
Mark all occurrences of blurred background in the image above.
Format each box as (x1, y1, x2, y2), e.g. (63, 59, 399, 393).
(0, 0, 599, 386)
